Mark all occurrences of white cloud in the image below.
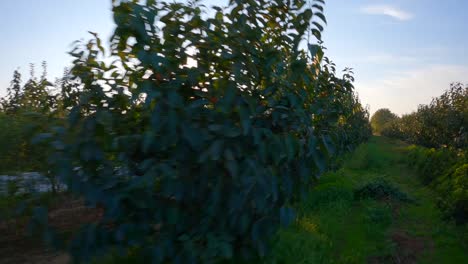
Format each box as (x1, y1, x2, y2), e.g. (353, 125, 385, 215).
(361, 5, 413, 21)
(355, 64, 468, 115)
(360, 54, 419, 64)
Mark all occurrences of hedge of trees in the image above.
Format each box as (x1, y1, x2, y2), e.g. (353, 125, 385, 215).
(406, 146, 467, 224)
(379, 83, 468, 224)
(381, 83, 467, 149)
(2, 0, 372, 262)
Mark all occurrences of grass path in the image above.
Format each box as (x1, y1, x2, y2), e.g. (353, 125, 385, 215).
(262, 136, 468, 263)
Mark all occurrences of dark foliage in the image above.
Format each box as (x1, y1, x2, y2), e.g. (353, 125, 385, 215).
(406, 146, 468, 224)
(354, 178, 413, 203)
(5, 0, 372, 262)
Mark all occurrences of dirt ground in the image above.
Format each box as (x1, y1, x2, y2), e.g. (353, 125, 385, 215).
(0, 197, 102, 264)
(368, 229, 433, 264)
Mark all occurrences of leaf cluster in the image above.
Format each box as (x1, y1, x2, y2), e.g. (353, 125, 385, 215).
(354, 178, 413, 203)
(407, 145, 468, 223)
(30, 0, 371, 262)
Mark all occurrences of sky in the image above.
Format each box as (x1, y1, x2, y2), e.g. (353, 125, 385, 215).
(0, 0, 467, 115)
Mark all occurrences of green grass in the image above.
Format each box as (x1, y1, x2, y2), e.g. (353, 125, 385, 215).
(258, 136, 468, 263)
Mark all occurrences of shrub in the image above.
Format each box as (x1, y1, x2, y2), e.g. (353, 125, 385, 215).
(435, 162, 468, 224)
(407, 146, 468, 224)
(407, 146, 459, 184)
(33, 0, 370, 262)
(354, 178, 413, 203)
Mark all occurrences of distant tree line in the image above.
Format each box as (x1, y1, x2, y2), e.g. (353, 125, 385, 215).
(379, 83, 467, 149)
(370, 108, 398, 135)
(0, 62, 77, 175)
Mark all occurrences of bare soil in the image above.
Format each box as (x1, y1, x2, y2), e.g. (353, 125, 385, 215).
(368, 230, 433, 264)
(0, 197, 102, 264)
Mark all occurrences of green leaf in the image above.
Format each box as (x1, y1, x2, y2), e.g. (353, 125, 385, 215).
(279, 207, 295, 227)
(239, 106, 251, 135)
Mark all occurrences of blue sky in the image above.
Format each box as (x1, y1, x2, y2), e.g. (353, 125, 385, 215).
(0, 0, 467, 115)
